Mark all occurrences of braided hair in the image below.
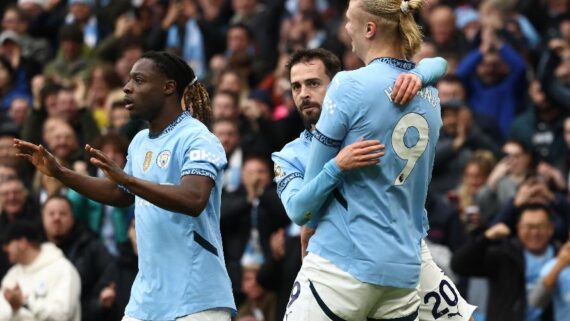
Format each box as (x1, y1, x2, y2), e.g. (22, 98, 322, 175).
(141, 51, 213, 128)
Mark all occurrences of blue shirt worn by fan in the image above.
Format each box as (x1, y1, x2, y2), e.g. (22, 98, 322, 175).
(122, 111, 235, 320)
(284, 58, 442, 289)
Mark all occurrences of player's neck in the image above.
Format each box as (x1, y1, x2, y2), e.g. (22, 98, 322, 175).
(363, 45, 404, 65)
(148, 106, 183, 136)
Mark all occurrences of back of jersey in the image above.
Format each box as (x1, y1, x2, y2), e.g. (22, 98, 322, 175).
(310, 58, 442, 288)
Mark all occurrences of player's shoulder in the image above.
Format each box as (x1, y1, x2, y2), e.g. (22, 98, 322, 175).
(129, 129, 149, 149)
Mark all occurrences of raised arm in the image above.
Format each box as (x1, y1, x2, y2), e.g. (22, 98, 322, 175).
(411, 57, 448, 86)
(86, 144, 214, 217)
(14, 139, 133, 207)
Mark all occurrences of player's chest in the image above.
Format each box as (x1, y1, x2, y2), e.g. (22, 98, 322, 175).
(131, 143, 180, 180)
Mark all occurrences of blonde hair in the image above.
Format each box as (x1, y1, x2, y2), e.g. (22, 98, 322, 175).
(361, 0, 424, 59)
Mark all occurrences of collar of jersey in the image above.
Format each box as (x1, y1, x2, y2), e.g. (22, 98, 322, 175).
(302, 130, 313, 142)
(148, 111, 191, 139)
(369, 57, 415, 71)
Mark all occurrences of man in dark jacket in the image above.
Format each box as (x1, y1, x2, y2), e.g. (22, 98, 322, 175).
(220, 155, 290, 305)
(41, 195, 115, 321)
(452, 204, 558, 321)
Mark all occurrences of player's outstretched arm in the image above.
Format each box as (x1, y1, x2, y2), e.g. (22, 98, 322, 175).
(86, 144, 212, 216)
(280, 139, 384, 226)
(391, 57, 448, 105)
(14, 139, 133, 207)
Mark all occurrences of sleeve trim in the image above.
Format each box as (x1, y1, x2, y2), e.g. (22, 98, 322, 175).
(277, 172, 303, 197)
(181, 168, 217, 181)
(313, 129, 342, 148)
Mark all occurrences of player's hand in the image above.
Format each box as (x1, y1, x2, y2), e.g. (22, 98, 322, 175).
(484, 223, 511, 241)
(300, 226, 315, 260)
(86, 144, 129, 185)
(99, 283, 116, 309)
(336, 139, 385, 171)
(391, 73, 422, 105)
(14, 139, 63, 177)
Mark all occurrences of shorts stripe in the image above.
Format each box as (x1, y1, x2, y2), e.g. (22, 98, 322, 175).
(367, 309, 418, 321)
(309, 280, 347, 321)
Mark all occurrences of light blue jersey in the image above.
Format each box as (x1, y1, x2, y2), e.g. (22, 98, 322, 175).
(539, 259, 570, 321)
(122, 111, 235, 320)
(303, 58, 442, 289)
(273, 58, 447, 229)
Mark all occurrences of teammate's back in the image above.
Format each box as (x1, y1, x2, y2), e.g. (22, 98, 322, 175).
(309, 58, 442, 288)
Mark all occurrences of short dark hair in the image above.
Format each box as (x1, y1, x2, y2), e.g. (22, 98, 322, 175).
(286, 48, 341, 81)
(42, 195, 73, 213)
(516, 203, 552, 224)
(93, 132, 129, 155)
(228, 23, 253, 40)
(59, 23, 84, 43)
(1, 220, 42, 247)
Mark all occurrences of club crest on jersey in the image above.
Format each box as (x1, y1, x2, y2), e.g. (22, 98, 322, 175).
(274, 164, 285, 178)
(143, 151, 153, 172)
(157, 150, 171, 169)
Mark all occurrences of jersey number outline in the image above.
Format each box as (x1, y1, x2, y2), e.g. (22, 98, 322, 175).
(424, 279, 459, 319)
(391, 113, 429, 185)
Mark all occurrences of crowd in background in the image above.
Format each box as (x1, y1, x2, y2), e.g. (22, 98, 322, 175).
(0, 0, 569, 321)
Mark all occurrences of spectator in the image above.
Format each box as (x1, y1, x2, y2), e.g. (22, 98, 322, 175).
(452, 204, 558, 321)
(0, 55, 32, 111)
(88, 216, 139, 321)
(476, 140, 534, 223)
(427, 5, 470, 63)
(213, 118, 243, 193)
(456, 25, 527, 136)
(220, 156, 290, 305)
(6, 97, 29, 129)
(161, 0, 219, 80)
(41, 195, 116, 321)
(0, 220, 81, 321)
(0, 177, 40, 279)
(1, 5, 52, 64)
(44, 23, 91, 84)
(67, 133, 133, 257)
(431, 100, 500, 195)
(530, 237, 570, 321)
(509, 80, 567, 165)
(236, 264, 276, 321)
(65, 0, 106, 49)
(449, 150, 497, 231)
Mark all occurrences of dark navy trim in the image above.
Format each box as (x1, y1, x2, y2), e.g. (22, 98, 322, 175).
(367, 309, 418, 321)
(303, 130, 313, 142)
(313, 129, 342, 148)
(148, 111, 190, 139)
(193, 232, 218, 256)
(277, 172, 303, 197)
(181, 168, 217, 181)
(117, 184, 133, 195)
(370, 57, 416, 71)
(332, 188, 348, 210)
(309, 280, 347, 321)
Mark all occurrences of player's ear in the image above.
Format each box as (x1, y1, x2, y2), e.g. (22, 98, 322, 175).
(164, 80, 176, 96)
(366, 22, 377, 39)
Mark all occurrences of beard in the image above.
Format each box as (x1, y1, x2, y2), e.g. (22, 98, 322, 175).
(298, 101, 321, 131)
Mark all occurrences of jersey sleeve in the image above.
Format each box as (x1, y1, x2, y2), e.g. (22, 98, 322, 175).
(181, 132, 227, 182)
(410, 57, 448, 86)
(118, 136, 136, 195)
(273, 152, 344, 226)
(314, 72, 357, 142)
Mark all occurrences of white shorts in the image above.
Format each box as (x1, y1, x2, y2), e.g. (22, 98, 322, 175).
(283, 252, 420, 321)
(122, 308, 231, 321)
(419, 241, 477, 321)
